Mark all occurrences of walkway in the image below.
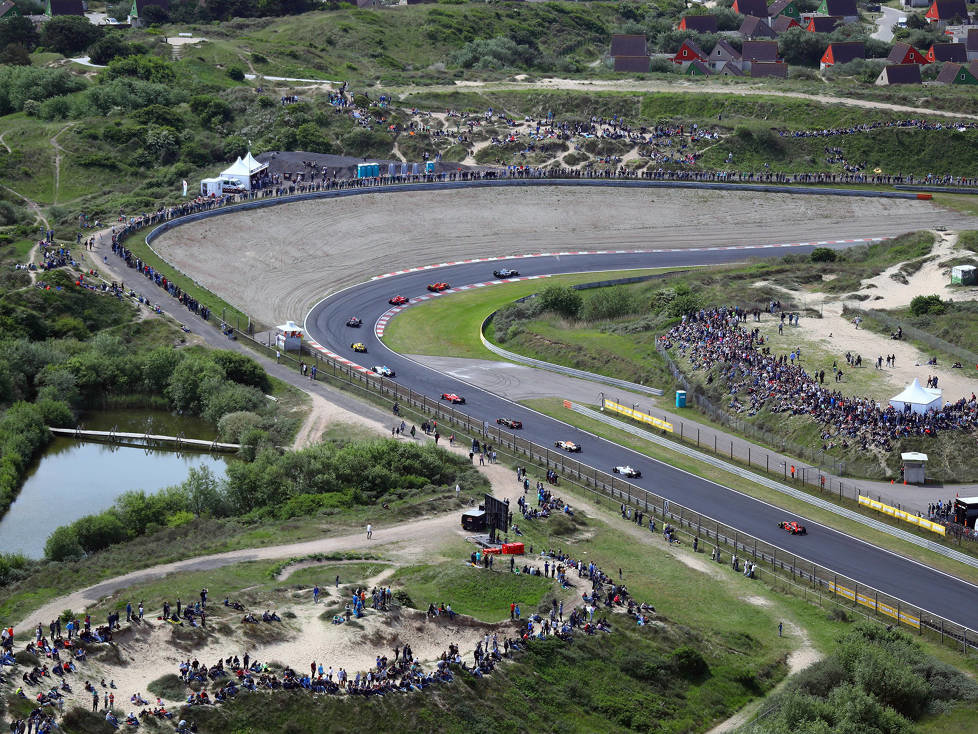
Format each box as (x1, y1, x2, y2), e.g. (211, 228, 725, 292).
(872, 7, 903, 42)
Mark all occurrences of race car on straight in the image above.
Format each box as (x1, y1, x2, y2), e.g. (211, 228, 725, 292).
(441, 393, 466, 404)
(346, 317, 362, 328)
(351, 342, 367, 353)
(496, 418, 523, 429)
(778, 520, 807, 535)
(613, 465, 642, 478)
(388, 295, 409, 306)
(371, 365, 395, 377)
(554, 440, 582, 453)
(493, 268, 520, 279)
(427, 282, 450, 292)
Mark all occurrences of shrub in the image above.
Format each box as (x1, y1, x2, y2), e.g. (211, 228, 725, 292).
(44, 525, 83, 561)
(579, 287, 637, 321)
(810, 247, 837, 263)
(908, 294, 946, 316)
(671, 646, 709, 679)
(539, 285, 582, 319)
(218, 411, 264, 443)
(226, 65, 246, 81)
(40, 15, 103, 56)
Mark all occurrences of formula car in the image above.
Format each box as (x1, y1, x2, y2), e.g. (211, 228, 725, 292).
(427, 282, 450, 292)
(351, 343, 367, 353)
(613, 465, 642, 478)
(441, 393, 466, 404)
(372, 365, 395, 378)
(496, 418, 523, 429)
(554, 440, 582, 453)
(389, 295, 409, 306)
(493, 268, 520, 279)
(778, 520, 807, 535)
(346, 317, 362, 328)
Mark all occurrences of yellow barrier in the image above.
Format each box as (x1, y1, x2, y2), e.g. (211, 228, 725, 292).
(858, 495, 946, 537)
(603, 399, 673, 433)
(827, 580, 920, 629)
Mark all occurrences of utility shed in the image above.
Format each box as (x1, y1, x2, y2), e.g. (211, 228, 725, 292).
(901, 452, 927, 485)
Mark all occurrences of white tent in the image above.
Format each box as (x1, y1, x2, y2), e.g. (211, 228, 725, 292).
(888, 378, 942, 415)
(219, 152, 268, 191)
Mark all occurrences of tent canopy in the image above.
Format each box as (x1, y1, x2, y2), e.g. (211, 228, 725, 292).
(888, 378, 942, 415)
(219, 152, 268, 190)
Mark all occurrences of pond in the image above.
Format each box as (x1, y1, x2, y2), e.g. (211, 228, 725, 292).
(0, 410, 232, 559)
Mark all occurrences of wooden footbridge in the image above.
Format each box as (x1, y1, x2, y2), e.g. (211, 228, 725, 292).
(48, 427, 240, 452)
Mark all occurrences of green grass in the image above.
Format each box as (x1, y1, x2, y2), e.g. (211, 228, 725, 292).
(520, 397, 978, 586)
(281, 561, 390, 587)
(392, 563, 553, 623)
(382, 268, 677, 359)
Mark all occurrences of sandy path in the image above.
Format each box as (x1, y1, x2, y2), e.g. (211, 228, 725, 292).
(151, 186, 969, 327)
(49, 123, 74, 204)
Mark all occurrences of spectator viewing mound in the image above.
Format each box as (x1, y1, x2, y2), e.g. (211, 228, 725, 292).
(151, 185, 951, 327)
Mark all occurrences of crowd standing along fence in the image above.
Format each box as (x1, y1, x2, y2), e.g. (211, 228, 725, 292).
(843, 305, 978, 368)
(103, 174, 978, 656)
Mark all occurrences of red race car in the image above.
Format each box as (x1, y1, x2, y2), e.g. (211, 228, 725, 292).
(496, 418, 523, 429)
(441, 393, 466, 404)
(388, 295, 409, 306)
(778, 520, 807, 535)
(427, 282, 450, 292)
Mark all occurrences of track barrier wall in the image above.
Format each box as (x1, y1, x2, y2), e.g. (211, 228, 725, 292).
(603, 399, 674, 432)
(860, 496, 947, 536)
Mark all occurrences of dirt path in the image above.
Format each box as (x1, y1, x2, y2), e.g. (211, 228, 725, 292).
(386, 78, 978, 121)
(49, 123, 74, 204)
(0, 130, 10, 154)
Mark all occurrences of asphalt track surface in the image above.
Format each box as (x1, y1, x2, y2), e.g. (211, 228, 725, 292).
(306, 244, 978, 631)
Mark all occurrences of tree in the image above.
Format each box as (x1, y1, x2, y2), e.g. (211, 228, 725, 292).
(0, 16, 39, 51)
(140, 3, 170, 23)
(40, 15, 103, 56)
(0, 42, 30, 65)
(44, 525, 83, 562)
(539, 285, 582, 319)
(87, 33, 133, 65)
(183, 465, 221, 518)
(778, 27, 828, 67)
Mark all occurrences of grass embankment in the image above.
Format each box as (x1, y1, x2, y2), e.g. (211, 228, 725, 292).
(381, 267, 676, 360)
(521, 396, 978, 585)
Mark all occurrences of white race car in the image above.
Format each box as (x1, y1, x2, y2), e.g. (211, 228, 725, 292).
(613, 465, 641, 478)
(372, 365, 395, 377)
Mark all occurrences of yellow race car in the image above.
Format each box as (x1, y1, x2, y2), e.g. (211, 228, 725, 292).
(351, 342, 367, 353)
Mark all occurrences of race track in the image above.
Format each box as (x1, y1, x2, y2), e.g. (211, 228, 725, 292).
(153, 181, 978, 630)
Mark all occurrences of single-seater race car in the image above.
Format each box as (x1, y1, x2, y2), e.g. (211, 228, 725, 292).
(372, 365, 395, 377)
(351, 342, 367, 353)
(496, 418, 523, 429)
(493, 268, 520, 279)
(778, 520, 807, 535)
(389, 295, 409, 306)
(555, 440, 582, 453)
(441, 393, 465, 404)
(427, 282, 450, 292)
(346, 317, 362, 328)
(613, 465, 642, 478)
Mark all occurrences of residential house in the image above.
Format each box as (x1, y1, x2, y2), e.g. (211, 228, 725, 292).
(0, 0, 19, 18)
(771, 15, 801, 32)
(709, 39, 742, 71)
(969, 29, 978, 61)
(751, 61, 788, 77)
(925, 0, 969, 24)
(740, 15, 777, 38)
(679, 15, 718, 32)
(686, 59, 712, 76)
(926, 42, 968, 62)
(129, 0, 168, 26)
(610, 35, 650, 72)
(717, 61, 745, 76)
(768, 0, 802, 22)
(820, 41, 865, 68)
(741, 39, 781, 70)
(936, 61, 978, 83)
(733, 0, 769, 18)
(45, 0, 83, 14)
(816, 0, 859, 22)
(887, 42, 928, 63)
(805, 15, 842, 32)
(876, 63, 923, 84)
(672, 39, 708, 66)
(614, 56, 651, 72)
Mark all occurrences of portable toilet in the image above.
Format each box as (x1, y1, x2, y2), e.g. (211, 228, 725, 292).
(387, 162, 396, 177)
(675, 390, 687, 408)
(951, 265, 977, 285)
(900, 452, 927, 484)
(400, 162, 408, 176)
(356, 163, 372, 179)
(425, 161, 436, 174)
(412, 162, 420, 175)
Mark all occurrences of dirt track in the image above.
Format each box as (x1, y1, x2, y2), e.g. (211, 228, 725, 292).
(152, 186, 971, 326)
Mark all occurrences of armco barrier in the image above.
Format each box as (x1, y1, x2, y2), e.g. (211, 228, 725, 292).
(860, 495, 946, 536)
(603, 399, 673, 432)
(228, 331, 978, 652)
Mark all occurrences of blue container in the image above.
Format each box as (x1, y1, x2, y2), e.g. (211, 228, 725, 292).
(675, 390, 687, 408)
(425, 161, 436, 174)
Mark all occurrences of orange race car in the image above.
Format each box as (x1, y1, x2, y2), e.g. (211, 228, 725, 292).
(427, 282, 450, 292)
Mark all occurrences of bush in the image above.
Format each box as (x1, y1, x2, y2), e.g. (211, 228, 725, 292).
(810, 247, 837, 263)
(218, 411, 264, 443)
(579, 287, 637, 322)
(87, 33, 134, 65)
(226, 65, 246, 81)
(908, 294, 946, 316)
(539, 285, 582, 320)
(671, 646, 709, 679)
(44, 525, 83, 562)
(40, 15, 103, 55)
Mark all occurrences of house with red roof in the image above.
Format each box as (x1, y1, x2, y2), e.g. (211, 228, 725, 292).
(733, 0, 769, 17)
(820, 41, 865, 68)
(679, 15, 718, 32)
(926, 42, 968, 62)
(876, 63, 923, 84)
(925, 0, 969, 24)
(887, 42, 928, 64)
(805, 15, 842, 32)
(672, 39, 708, 66)
(771, 15, 801, 32)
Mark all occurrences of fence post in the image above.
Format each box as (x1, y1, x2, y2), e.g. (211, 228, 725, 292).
(697, 428, 699, 447)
